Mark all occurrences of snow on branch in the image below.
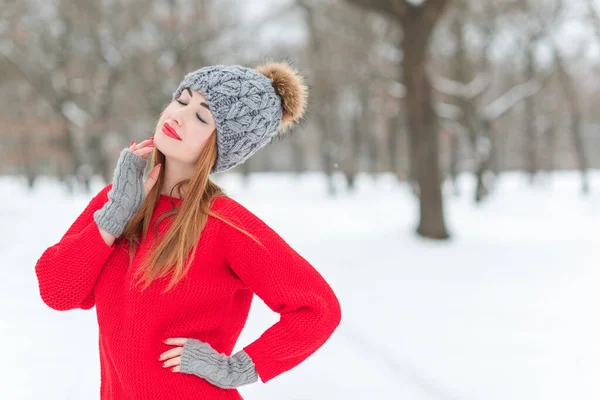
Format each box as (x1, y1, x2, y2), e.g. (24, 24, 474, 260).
(435, 101, 463, 121)
(430, 73, 464, 97)
(61, 101, 91, 129)
(429, 68, 490, 99)
(385, 81, 406, 99)
(463, 73, 490, 99)
(482, 79, 543, 121)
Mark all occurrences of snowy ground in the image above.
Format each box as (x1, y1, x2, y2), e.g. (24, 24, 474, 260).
(2, 171, 600, 400)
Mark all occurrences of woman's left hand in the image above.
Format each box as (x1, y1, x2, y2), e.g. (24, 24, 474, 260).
(159, 337, 259, 389)
(159, 337, 188, 372)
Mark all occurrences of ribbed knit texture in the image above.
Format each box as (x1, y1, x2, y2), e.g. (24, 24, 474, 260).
(34, 184, 342, 400)
(93, 149, 147, 237)
(172, 65, 283, 173)
(180, 339, 258, 389)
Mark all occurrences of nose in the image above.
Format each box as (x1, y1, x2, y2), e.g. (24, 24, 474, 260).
(169, 107, 185, 126)
(170, 113, 182, 126)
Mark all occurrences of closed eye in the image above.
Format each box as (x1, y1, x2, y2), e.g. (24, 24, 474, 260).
(176, 99, 207, 124)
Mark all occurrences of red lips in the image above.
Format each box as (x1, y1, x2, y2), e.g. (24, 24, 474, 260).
(162, 123, 182, 140)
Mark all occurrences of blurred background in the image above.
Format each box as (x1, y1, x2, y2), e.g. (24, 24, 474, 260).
(2, 0, 600, 399)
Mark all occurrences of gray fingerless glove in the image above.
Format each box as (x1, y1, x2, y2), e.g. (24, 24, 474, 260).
(93, 148, 147, 237)
(180, 339, 259, 389)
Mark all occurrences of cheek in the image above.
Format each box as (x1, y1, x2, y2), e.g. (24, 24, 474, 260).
(159, 104, 177, 121)
(186, 126, 213, 149)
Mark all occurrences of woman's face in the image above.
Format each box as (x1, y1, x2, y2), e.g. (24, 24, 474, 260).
(153, 88, 216, 164)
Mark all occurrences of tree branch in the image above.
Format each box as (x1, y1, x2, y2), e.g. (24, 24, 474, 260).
(429, 69, 490, 100)
(584, 0, 600, 45)
(345, 0, 408, 20)
(435, 101, 464, 121)
(482, 72, 554, 121)
(419, 0, 451, 34)
(0, 44, 65, 117)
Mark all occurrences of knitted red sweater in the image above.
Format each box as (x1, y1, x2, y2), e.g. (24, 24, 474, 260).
(35, 184, 341, 400)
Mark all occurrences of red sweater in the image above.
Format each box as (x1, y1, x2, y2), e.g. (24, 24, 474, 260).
(35, 184, 341, 400)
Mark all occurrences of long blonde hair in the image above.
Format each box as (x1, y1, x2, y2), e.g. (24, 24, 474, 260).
(121, 130, 260, 293)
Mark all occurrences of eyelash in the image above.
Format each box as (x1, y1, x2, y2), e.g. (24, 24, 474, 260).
(176, 99, 207, 124)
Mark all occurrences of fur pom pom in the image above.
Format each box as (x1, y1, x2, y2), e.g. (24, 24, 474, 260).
(255, 61, 308, 134)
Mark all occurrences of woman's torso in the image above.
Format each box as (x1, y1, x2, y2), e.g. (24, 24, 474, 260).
(93, 196, 253, 399)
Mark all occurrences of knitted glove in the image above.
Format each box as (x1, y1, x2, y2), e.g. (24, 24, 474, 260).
(180, 339, 259, 389)
(93, 148, 147, 237)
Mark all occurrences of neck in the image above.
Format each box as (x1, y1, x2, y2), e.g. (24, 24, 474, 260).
(159, 157, 195, 198)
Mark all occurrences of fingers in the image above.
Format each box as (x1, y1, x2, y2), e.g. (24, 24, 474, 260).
(135, 137, 154, 149)
(159, 338, 187, 371)
(159, 347, 183, 362)
(164, 338, 188, 345)
(129, 138, 155, 156)
(135, 145, 155, 159)
(162, 356, 182, 369)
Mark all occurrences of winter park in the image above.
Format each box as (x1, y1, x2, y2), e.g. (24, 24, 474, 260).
(2, 0, 600, 399)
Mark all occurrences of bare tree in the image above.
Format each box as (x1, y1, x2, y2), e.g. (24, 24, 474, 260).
(552, 47, 590, 193)
(346, 0, 451, 239)
(297, 0, 339, 195)
(431, 0, 554, 202)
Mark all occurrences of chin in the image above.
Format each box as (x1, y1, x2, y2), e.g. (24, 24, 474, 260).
(159, 146, 195, 165)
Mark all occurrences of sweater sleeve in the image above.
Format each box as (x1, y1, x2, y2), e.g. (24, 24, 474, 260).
(217, 198, 342, 383)
(35, 184, 117, 311)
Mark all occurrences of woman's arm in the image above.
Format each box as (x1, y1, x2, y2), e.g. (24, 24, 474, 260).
(218, 198, 342, 383)
(34, 184, 117, 311)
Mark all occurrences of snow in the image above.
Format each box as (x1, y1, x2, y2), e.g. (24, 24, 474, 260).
(2, 171, 600, 399)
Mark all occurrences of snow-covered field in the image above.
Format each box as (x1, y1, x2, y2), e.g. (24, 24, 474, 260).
(2, 171, 599, 400)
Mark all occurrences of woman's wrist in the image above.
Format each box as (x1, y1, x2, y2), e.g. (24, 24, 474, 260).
(98, 225, 117, 247)
(180, 339, 259, 389)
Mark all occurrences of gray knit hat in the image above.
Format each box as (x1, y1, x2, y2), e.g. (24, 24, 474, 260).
(172, 61, 308, 173)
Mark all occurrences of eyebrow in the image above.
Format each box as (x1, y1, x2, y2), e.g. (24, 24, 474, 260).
(185, 88, 210, 111)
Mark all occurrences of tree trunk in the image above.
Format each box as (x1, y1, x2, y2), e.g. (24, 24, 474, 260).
(291, 135, 306, 174)
(555, 51, 589, 194)
(403, 27, 449, 239)
(343, 0, 450, 238)
(449, 131, 460, 196)
(450, 14, 468, 197)
(545, 125, 556, 173)
(360, 85, 377, 176)
(524, 49, 537, 182)
(388, 113, 400, 177)
(22, 127, 36, 190)
(315, 111, 336, 195)
(570, 116, 590, 194)
(344, 102, 362, 191)
(474, 120, 494, 203)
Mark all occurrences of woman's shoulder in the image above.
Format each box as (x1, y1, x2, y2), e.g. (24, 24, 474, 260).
(210, 195, 269, 230)
(211, 195, 253, 218)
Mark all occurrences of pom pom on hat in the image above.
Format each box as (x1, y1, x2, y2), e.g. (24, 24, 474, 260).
(255, 61, 308, 134)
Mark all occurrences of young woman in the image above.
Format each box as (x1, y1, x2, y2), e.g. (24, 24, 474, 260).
(35, 62, 341, 400)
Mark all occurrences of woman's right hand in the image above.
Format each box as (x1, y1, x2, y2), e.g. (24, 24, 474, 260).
(129, 139, 162, 196)
(93, 138, 161, 239)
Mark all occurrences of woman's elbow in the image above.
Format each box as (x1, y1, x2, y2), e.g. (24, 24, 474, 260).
(329, 290, 342, 330)
(36, 272, 85, 311)
(38, 288, 77, 311)
(318, 286, 342, 336)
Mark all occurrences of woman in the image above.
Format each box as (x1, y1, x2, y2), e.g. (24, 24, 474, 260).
(35, 62, 342, 399)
